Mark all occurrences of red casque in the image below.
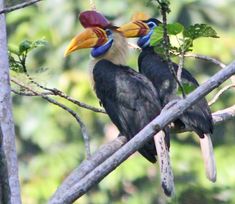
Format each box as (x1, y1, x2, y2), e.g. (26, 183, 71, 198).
(79, 10, 111, 29)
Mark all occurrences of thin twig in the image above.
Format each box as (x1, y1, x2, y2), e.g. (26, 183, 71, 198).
(11, 78, 91, 158)
(0, 0, 43, 14)
(48, 60, 235, 203)
(24, 74, 106, 114)
(11, 89, 52, 96)
(42, 96, 91, 158)
(89, 0, 96, 10)
(209, 84, 235, 106)
(185, 53, 235, 84)
(157, 0, 186, 97)
(184, 53, 226, 69)
(177, 52, 184, 82)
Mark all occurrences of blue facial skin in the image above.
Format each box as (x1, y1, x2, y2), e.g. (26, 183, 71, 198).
(91, 29, 113, 58)
(137, 21, 158, 48)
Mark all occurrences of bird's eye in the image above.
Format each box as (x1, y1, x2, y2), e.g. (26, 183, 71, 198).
(105, 29, 112, 36)
(147, 22, 156, 29)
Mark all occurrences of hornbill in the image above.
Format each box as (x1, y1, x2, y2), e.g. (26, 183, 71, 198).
(64, 11, 174, 196)
(118, 17, 216, 182)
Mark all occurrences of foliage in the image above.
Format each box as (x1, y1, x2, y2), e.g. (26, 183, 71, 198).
(6, 0, 235, 204)
(151, 22, 219, 56)
(9, 39, 48, 73)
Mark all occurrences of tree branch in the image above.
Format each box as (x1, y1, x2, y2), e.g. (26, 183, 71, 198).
(11, 78, 92, 158)
(184, 53, 226, 69)
(49, 60, 235, 204)
(157, 0, 186, 97)
(0, 123, 11, 204)
(50, 136, 127, 202)
(212, 105, 235, 124)
(49, 103, 235, 203)
(209, 84, 235, 106)
(23, 74, 106, 114)
(0, 0, 43, 14)
(89, 0, 96, 10)
(0, 4, 22, 203)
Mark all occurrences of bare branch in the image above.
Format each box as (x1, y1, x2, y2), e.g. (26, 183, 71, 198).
(49, 61, 235, 204)
(25, 74, 106, 114)
(11, 89, 52, 96)
(185, 53, 235, 103)
(0, 0, 43, 14)
(11, 78, 91, 158)
(212, 105, 235, 124)
(157, 1, 186, 97)
(48, 88, 106, 114)
(0, 3, 22, 202)
(177, 52, 184, 83)
(185, 53, 235, 84)
(184, 53, 226, 69)
(50, 136, 127, 202)
(42, 96, 91, 158)
(209, 84, 235, 106)
(89, 0, 96, 10)
(49, 103, 235, 203)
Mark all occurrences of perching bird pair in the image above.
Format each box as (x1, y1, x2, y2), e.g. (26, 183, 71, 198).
(64, 10, 216, 196)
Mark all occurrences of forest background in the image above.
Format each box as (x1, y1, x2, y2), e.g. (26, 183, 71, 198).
(4, 0, 235, 203)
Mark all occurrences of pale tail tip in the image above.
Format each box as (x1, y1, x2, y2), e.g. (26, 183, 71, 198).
(207, 171, 217, 183)
(162, 182, 175, 197)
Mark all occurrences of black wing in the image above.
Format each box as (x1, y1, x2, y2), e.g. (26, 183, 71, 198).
(138, 47, 213, 137)
(175, 64, 213, 136)
(93, 59, 169, 163)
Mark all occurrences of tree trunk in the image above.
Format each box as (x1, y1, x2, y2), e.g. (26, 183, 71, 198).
(0, 1, 21, 203)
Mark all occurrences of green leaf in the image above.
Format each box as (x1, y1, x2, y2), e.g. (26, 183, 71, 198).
(150, 26, 164, 46)
(167, 23, 184, 35)
(153, 39, 167, 56)
(9, 55, 24, 73)
(8, 44, 19, 55)
(177, 82, 197, 96)
(180, 38, 193, 52)
(19, 40, 32, 54)
(32, 39, 48, 48)
(151, 23, 184, 48)
(183, 24, 219, 40)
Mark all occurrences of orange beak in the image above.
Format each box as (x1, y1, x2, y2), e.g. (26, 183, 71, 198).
(117, 21, 150, 38)
(64, 27, 108, 57)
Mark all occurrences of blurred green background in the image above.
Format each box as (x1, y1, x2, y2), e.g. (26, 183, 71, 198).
(5, 0, 235, 203)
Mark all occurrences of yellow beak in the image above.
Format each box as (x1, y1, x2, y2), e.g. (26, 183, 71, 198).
(117, 21, 150, 38)
(64, 27, 108, 57)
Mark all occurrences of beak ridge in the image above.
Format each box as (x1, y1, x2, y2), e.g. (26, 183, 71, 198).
(117, 21, 150, 38)
(64, 27, 108, 57)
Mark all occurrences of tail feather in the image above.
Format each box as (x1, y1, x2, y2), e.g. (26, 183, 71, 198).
(199, 134, 217, 182)
(154, 131, 174, 196)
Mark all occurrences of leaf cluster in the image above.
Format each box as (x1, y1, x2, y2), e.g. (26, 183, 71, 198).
(8, 39, 48, 73)
(150, 23, 219, 56)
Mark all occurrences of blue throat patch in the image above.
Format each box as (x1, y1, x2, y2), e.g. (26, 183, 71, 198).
(137, 29, 154, 48)
(91, 39, 113, 58)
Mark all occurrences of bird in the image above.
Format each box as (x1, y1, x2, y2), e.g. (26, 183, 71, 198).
(64, 10, 174, 196)
(118, 15, 217, 182)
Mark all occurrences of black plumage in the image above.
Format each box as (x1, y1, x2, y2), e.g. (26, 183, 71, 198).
(138, 47, 213, 138)
(93, 59, 170, 163)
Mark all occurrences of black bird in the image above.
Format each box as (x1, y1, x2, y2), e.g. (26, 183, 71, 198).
(64, 14, 174, 196)
(118, 17, 216, 182)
